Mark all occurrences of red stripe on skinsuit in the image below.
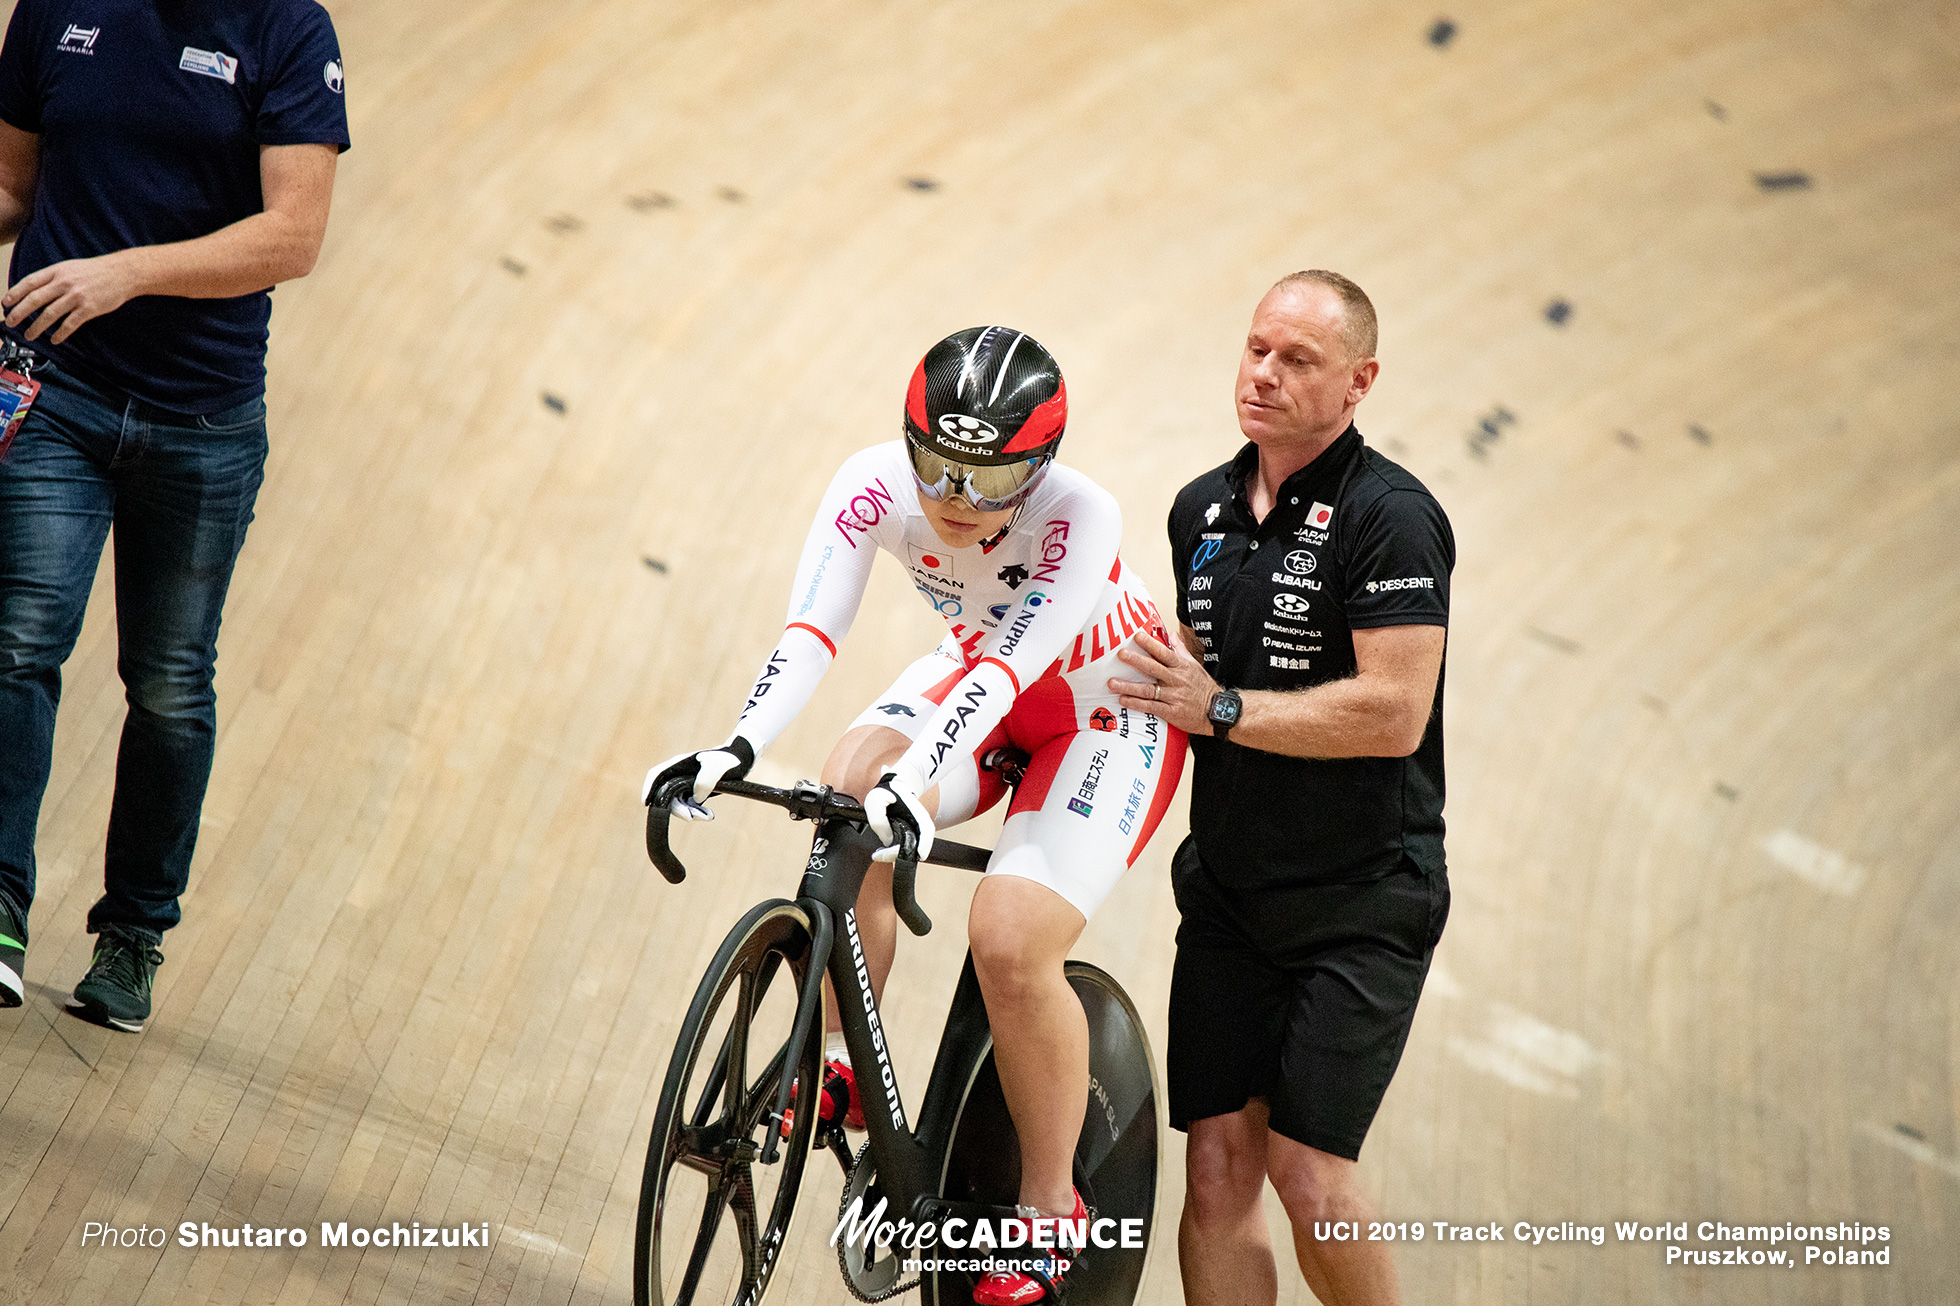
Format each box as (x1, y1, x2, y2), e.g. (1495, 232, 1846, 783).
(978, 656, 1022, 694)
(787, 622, 836, 656)
(921, 664, 966, 706)
(1127, 725, 1190, 866)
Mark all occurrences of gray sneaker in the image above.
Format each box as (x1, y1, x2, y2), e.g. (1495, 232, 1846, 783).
(66, 925, 163, 1033)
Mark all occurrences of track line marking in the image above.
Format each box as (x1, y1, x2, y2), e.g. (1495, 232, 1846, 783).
(1858, 1121, 1960, 1182)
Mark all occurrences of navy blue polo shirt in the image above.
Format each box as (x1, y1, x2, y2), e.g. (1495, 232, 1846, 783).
(0, 0, 349, 414)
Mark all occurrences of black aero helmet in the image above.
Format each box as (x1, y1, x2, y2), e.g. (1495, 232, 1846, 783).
(903, 327, 1067, 511)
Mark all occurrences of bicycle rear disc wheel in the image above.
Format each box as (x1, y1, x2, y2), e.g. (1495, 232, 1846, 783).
(930, 961, 1160, 1306)
(635, 900, 823, 1306)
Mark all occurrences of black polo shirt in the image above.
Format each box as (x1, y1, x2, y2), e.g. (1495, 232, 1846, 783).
(0, 0, 349, 413)
(1169, 426, 1454, 888)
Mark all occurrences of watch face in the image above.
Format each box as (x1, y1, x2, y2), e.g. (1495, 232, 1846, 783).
(1209, 692, 1241, 726)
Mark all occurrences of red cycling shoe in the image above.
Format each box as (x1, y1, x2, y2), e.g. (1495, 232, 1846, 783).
(972, 1189, 1088, 1305)
(780, 1059, 864, 1138)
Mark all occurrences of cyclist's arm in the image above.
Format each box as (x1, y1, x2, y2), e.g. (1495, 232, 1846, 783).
(724, 453, 890, 754)
(891, 486, 1122, 788)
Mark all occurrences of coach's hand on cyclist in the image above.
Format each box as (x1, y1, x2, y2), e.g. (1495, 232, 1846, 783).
(643, 737, 756, 820)
(864, 762, 935, 863)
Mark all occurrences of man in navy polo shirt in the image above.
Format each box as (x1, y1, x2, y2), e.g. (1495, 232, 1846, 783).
(0, 0, 348, 1031)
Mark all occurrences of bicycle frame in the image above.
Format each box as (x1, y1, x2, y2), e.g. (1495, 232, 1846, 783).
(799, 818, 1003, 1227)
(647, 777, 1014, 1227)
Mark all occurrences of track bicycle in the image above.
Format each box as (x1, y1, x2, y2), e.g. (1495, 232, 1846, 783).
(634, 770, 1161, 1306)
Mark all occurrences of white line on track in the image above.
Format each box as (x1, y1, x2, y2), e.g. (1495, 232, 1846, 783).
(1761, 829, 1867, 895)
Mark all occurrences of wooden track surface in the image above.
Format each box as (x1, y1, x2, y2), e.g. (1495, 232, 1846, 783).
(3, 0, 1956, 1302)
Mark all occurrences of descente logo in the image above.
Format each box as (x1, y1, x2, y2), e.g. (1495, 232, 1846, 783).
(1366, 577, 1435, 592)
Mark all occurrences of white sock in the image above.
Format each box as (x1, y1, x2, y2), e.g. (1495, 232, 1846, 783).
(825, 1032, 851, 1066)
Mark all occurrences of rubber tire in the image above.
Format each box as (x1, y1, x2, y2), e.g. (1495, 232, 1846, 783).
(635, 900, 824, 1306)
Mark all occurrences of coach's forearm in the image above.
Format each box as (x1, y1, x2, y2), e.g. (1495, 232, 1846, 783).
(114, 209, 324, 299)
(1230, 676, 1428, 760)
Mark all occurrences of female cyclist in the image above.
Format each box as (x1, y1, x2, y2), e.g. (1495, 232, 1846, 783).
(646, 326, 1187, 1305)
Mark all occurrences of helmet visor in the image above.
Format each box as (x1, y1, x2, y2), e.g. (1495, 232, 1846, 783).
(907, 441, 1047, 511)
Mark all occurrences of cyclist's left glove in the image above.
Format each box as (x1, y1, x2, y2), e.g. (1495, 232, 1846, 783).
(864, 762, 934, 864)
(642, 736, 756, 820)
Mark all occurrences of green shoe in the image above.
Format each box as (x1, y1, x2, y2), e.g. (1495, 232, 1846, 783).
(66, 925, 163, 1033)
(0, 899, 24, 1008)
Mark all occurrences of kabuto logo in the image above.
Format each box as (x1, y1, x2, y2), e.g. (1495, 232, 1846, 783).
(1089, 708, 1117, 732)
(938, 414, 1001, 446)
(1283, 550, 1316, 575)
(59, 25, 98, 53)
(1274, 593, 1311, 617)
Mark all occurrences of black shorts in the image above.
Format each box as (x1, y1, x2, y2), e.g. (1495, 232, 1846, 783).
(1166, 836, 1449, 1161)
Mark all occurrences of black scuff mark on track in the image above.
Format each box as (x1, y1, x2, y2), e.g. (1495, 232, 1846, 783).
(544, 213, 584, 234)
(1543, 299, 1573, 326)
(541, 393, 568, 415)
(626, 191, 675, 212)
(642, 556, 669, 574)
(1713, 782, 1740, 801)
(1687, 424, 1713, 446)
(717, 186, 746, 203)
(499, 257, 527, 276)
(1466, 405, 1516, 459)
(1706, 100, 1727, 122)
(1895, 1123, 1926, 1141)
(904, 177, 940, 192)
(1754, 172, 1812, 192)
(1428, 18, 1456, 47)
(1617, 430, 1640, 450)
(1525, 626, 1581, 655)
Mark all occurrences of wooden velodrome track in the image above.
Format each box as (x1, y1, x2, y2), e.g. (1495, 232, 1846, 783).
(2, 0, 1956, 1301)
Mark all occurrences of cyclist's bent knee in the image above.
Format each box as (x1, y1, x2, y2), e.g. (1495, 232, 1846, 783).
(821, 724, 910, 799)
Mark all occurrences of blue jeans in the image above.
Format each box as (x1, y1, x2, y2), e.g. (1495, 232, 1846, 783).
(0, 362, 267, 942)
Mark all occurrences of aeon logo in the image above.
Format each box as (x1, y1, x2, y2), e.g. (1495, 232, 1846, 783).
(938, 414, 1000, 446)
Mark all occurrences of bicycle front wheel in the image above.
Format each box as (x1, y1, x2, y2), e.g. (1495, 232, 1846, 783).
(635, 900, 824, 1306)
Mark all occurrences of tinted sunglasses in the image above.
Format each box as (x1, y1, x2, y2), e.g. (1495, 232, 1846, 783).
(907, 440, 1050, 512)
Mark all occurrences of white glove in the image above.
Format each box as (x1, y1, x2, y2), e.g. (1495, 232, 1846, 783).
(642, 738, 755, 820)
(864, 762, 935, 864)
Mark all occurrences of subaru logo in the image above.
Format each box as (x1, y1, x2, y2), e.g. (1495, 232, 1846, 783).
(1284, 550, 1316, 575)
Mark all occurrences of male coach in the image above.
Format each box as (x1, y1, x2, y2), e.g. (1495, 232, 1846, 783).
(1110, 270, 1453, 1306)
(0, 0, 347, 1030)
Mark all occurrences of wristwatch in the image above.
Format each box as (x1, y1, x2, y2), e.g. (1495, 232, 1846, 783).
(1206, 689, 1243, 743)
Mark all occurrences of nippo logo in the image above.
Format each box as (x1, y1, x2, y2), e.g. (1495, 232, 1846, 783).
(938, 414, 1000, 446)
(1283, 550, 1316, 575)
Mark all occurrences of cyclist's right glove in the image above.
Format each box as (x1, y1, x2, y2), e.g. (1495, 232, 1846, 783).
(642, 736, 756, 820)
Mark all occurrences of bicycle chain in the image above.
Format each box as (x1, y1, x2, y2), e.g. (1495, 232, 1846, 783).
(837, 1140, 922, 1303)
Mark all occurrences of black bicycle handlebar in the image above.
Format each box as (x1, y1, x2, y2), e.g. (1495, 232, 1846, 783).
(645, 776, 992, 936)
